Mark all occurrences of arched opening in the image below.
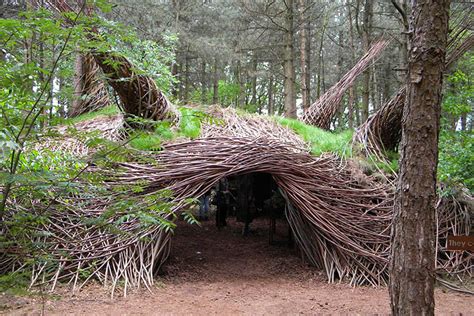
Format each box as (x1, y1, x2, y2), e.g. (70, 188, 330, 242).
(161, 172, 303, 281)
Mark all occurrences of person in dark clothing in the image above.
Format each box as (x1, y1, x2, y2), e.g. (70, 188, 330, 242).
(198, 189, 211, 221)
(215, 178, 231, 228)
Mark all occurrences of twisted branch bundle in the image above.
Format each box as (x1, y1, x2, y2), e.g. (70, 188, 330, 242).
(302, 39, 389, 129)
(0, 196, 172, 298)
(93, 52, 179, 125)
(354, 30, 474, 161)
(69, 53, 110, 117)
(31, 0, 179, 126)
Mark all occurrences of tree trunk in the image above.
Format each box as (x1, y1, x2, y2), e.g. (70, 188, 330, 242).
(251, 54, 257, 105)
(361, 0, 373, 122)
(389, 1, 449, 315)
(347, 0, 356, 129)
(268, 74, 274, 115)
(298, 0, 311, 111)
(284, 0, 296, 118)
(212, 57, 219, 104)
(460, 112, 467, 131)
(201, 60, 207, 104)
(183, 53, 190, 103)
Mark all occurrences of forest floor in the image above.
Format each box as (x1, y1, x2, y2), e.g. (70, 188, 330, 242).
(2, 217, 473, 315)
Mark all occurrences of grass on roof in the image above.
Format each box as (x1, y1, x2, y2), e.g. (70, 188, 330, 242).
(67, 105, 353, 157)
(275, 117, 353, 157)
(129, 107, 203, 151)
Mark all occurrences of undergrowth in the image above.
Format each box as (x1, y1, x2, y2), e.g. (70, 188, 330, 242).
(0, 272, 30, 296)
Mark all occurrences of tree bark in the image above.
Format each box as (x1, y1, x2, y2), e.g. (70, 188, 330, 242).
(183, 52, 190, 103)
(268, 73, 274, 115)
(212, 57, 219, 104)
(361, 0, 373, 122)
(284, 0, 296, 118)
(201, 59, 207, 104)
(298, 0, 311, 111)
(389, 1, 449, 315)
(347, 0, 356, 129)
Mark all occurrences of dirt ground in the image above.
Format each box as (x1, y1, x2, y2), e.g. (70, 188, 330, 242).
(3, 217, 473, 315)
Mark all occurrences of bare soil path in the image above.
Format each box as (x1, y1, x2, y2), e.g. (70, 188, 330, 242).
(3, 218, 473, 315)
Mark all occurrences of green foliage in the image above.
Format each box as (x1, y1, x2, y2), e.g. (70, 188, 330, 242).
(216, 81, 241, 107)
(178, 107, 202, 139)
(129, 132, 165, 151)
(0, 272, 31, 296)
(190, 80, 240, 107)
(276, 117, 353, 157)
(439, 130, 473, 191)
(438, 53, 473, 191)
(120, 32, 178, 95)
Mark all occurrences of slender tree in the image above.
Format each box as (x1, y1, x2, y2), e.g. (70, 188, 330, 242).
(283, 0, 297, 118)
(389, 0, 449, 315)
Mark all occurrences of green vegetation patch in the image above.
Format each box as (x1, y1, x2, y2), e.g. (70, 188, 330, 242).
(276, 117, 353, 157)
(67, 105, 120, 124)
(128, 107, 204, 151)
(178, 107, 202, 139)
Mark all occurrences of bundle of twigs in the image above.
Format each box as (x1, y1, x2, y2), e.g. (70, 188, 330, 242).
(436, 188, 474, 281)
(113, 137, 472, 287)
(3, 108, 472, 294)
(32, 0, 179, 127)
(353, 29, 474, 161)
(93, 52, 179, 126)
(302, 39, 389, 129)
(115, 137, 395, 286)
(1, 195, 172, 298)
(69, 53, 110, 117)
(33, 114, 123, 156)
(200, 105, 308, 151)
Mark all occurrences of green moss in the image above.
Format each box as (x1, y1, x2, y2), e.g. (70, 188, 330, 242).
(275, 117, 353, 156)
(68, 106, 120, 124)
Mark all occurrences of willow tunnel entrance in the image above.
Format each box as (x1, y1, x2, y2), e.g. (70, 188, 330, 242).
(204, 172, 293, 245)
(161, 173, 301, 280)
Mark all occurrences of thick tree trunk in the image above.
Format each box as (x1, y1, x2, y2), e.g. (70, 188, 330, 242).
(284, 0, 296, 118)
(389, 1, 449, 315)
